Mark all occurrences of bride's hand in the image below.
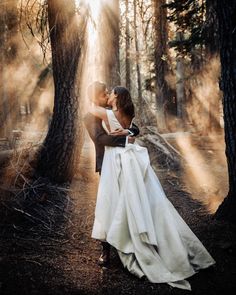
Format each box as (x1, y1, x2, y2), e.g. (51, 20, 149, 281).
(109, 128, 129, 136)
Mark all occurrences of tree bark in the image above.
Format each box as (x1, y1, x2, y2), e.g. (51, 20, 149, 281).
(215, 0, 236, 223)
(36, 0, 85, 183)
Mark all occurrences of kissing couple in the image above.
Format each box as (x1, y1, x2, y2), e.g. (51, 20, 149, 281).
(84, 81, 215, 291)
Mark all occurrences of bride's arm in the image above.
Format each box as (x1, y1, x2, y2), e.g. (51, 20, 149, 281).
(84, 113, 127, 147)
(89, 106, 139, 137)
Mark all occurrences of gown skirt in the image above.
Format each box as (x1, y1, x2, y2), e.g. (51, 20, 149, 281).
(92, 110, 215, 290)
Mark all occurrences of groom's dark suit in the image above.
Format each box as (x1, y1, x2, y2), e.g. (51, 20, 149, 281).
(84, 112, 139, 173)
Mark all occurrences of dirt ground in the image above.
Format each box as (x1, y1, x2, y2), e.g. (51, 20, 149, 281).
(0, 136, 236, 295)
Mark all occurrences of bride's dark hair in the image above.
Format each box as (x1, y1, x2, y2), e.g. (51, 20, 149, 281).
(113, 86, 135, 119)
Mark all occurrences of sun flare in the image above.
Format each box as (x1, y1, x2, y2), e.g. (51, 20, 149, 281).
(76, 0, 101, 20)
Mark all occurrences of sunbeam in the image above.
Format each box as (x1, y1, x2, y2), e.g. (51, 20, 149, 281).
(76, 0, 101, 20)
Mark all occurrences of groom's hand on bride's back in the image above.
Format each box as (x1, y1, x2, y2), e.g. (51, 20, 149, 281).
(110, 128, 136, 144)
(109, 128, 129, 136)
(109, 128, 136, 144)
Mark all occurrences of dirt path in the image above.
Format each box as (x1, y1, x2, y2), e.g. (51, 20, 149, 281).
(0, 138, 236, 295)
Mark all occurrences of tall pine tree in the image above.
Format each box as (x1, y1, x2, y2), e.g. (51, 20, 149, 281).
(215, 0, 236, 223)
(36, 0, 86, 183)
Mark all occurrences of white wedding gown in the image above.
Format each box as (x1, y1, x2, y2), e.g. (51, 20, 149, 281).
(92, 110, 215, 290)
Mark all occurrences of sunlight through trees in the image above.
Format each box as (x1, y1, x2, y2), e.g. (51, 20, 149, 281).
(0, 0, 234, 221)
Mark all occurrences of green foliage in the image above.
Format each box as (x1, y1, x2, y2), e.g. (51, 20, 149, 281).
(166, 0, 205, 54)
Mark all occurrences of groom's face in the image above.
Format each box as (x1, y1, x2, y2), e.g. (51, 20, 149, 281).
(97, 88, 109, 107)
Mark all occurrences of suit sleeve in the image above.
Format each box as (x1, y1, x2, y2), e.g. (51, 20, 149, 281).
(84, 114, 126, 147)
(128, 122, 140, 136)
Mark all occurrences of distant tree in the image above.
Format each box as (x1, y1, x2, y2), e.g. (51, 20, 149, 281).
(0, 1, 18, 138)
(133, 0, 142, 104)
(175, 33, 187, 126)
(214, 0, 236, 223)
(152, 0, 172, 131)
(120, 0, 157, 126)
(166, 0, 205, 63)
(166, 0, 222, 133)
(204, 0, 221, 133)
(204, 0, 219, 55)
(36, 0, 86, 183)
(125, 0, 131, 89)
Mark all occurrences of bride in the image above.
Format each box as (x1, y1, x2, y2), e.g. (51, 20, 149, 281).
(90, 86, 215, 291)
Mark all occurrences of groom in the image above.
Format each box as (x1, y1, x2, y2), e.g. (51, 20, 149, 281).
(84, 81, 139, 267)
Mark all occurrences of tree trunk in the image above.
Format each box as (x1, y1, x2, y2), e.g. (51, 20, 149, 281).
(100, 0, 120, 88)
(125, 0, 131, 89)
(36, 0, 85, 183)
(208, 89, 221, 133)
(176, 59, 185, 119)
(0, 1, 17, 139)
(215, 0, 236, 223)
(175, 38, 186, 125)
(205, 0, 219, 55)
(152, 0, 170, 131)
(131, 0, 156, 126)
(205, 0, 221, 133)
(133, 0, 149, 126)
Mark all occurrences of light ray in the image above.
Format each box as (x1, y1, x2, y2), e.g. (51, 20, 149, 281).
(76, 0, 101, 20)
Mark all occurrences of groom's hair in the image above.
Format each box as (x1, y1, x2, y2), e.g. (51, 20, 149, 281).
(87, 81, 106, 101)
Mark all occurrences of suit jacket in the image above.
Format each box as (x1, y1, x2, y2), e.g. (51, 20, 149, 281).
(84, 112, 139, 172)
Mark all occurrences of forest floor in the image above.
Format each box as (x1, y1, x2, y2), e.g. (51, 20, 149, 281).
(0, 133, 236, 295)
